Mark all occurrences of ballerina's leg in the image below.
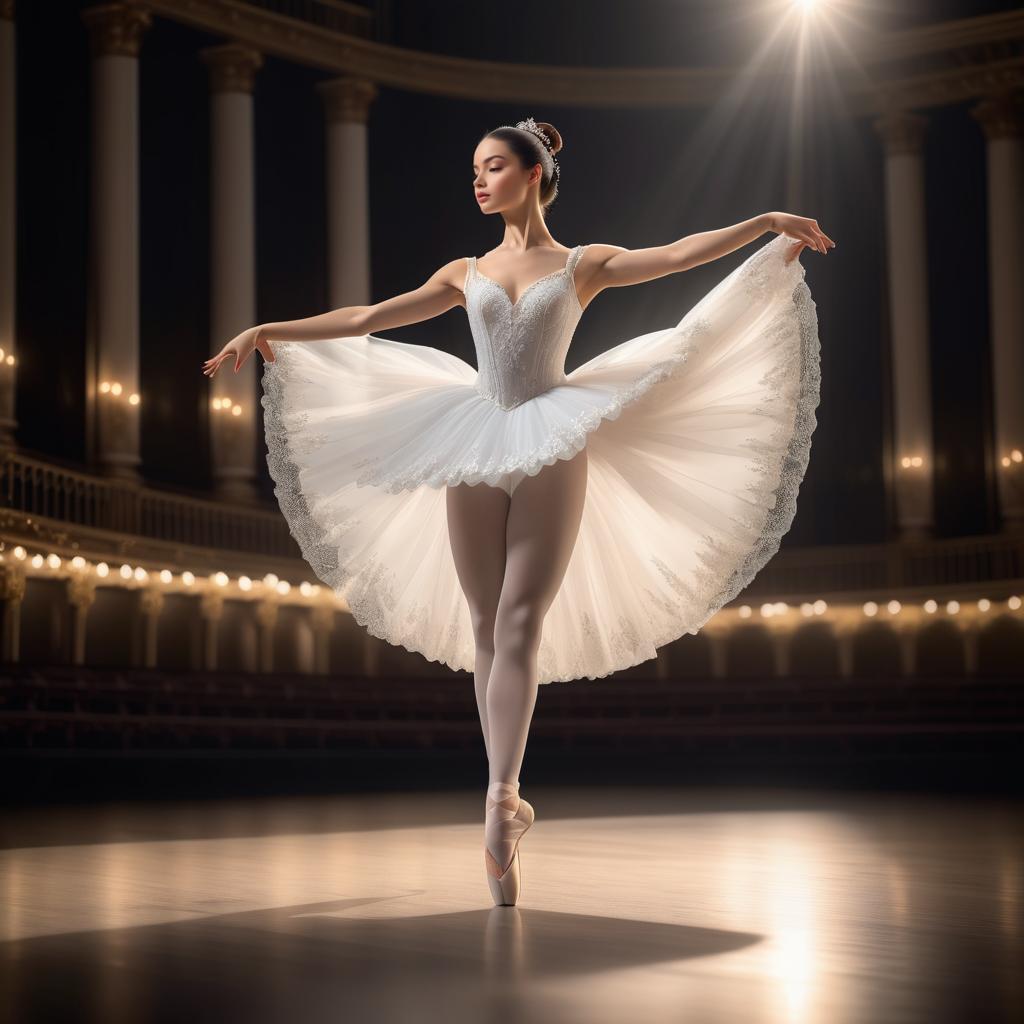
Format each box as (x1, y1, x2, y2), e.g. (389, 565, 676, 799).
(486, 448, 589, 789)
(445, 479, 511, 761)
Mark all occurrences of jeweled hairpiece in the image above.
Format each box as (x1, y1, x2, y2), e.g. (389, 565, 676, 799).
(495, 116, 561, 187)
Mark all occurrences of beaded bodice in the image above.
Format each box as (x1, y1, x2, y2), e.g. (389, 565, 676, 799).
(464, 244, 588, 410)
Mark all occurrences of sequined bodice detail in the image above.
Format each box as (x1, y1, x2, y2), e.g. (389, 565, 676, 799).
(465, 245, 587, 410)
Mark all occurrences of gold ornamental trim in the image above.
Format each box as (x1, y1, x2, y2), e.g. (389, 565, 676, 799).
(121, 0, 1024, 115)
(200, 42, 264, 94)
(81, 3, 152, 58)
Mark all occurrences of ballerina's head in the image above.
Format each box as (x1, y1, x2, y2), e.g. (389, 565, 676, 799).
(473, 116, 562, 219)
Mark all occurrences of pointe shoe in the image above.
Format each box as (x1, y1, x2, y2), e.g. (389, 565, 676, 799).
(485, 782, 535, 907)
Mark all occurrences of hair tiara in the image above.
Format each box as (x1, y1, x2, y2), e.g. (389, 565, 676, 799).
(496, 116, 561, 187)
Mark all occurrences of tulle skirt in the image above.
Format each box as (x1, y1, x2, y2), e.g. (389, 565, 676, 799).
(260, 233, 821, 684)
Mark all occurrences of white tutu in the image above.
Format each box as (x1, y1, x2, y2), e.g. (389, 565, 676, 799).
(260, 233, 820, 684)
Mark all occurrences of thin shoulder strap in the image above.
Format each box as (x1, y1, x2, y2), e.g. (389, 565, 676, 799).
(464, 256, 476, 294)
(566, 244, 587, 279)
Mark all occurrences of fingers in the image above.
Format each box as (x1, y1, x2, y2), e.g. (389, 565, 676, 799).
(809, 219, 835, 254)
(202, 353, 232, 378)
(802, 226, 835, 254)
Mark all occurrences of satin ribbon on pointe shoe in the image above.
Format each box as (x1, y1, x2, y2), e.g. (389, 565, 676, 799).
(484, 781, 535, 905)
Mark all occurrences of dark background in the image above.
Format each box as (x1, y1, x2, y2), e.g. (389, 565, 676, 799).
(14, 0, 1014, 541)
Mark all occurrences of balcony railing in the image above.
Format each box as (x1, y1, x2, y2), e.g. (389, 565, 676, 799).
(0, 449, 296, 560)
(1, 448, 1023, 596)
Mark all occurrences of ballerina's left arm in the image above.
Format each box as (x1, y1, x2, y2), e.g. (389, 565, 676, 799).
(582, 212, 835, 301)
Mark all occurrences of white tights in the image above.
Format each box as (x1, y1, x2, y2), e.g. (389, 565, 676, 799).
(445, 449, 589, 791)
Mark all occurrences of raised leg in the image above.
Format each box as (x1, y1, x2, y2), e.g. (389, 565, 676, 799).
(445, 479, 510, 760)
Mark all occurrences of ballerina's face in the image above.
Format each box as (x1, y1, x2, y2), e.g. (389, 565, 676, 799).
(472, 138, 541, 214)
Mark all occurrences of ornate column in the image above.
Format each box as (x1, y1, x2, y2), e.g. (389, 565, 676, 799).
(0, 1, 18, 450)
(311, 604, 334, 675)
(769, 630, 790, 678)
(897, 622, 917, 677)
(139, 587, 164, 668)
(971, 92, 1024, 533)
(362, 628, 380, 677)
(0, 563, 24, 662)
(81, 4, 152, 482)
(834, 624, 855, 679)
(256, 599, 277, 672)
(703, 627, 728, 680)
(200, 43, 264, 504)
(66, 576, 96, 666)
(200, 590, 224, 671)
(315, 77, 378, 309)
(873, 110, 935, 540)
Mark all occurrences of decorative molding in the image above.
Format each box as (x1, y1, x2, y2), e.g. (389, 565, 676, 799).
(872, 109, 928, 155)
(126, 0, 1024, 115)
(316, 76, 377, 123)
(970, 90, 1024, 140)
(200, 41, 264, 93)
(81, 3, 152, 58)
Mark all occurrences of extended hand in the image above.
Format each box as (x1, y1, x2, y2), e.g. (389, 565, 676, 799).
(767, 212, 835, 263)
(202, 326, 275, 378)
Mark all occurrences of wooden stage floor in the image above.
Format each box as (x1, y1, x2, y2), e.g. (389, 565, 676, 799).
(1, 784, 1021, 1023)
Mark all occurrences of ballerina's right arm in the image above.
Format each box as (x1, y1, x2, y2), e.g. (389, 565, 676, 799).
(202, 258, 469, 378)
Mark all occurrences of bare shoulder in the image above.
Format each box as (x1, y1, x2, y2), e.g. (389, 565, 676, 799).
(431, 256, 473, 308)
(574, 244, 627, 311)
(579, 243, 626, 262)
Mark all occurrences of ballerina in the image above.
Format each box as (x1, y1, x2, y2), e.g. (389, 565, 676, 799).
(203, 116, 833, 906)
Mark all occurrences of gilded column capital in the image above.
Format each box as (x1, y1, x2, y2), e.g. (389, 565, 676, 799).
(139, 587, 165, 617)
(81, 3, 152, 58)
(316, 76, 378, 124)
(311, 604, 336, 632)
(200, 42, 264, 94)
(200, 590, 225, 620)
(0, 564, 25, 602)
(255, 599, 278, 630)
(66, 575, 96, 610)
(872, 109, 928, 155)
(970, 90, 1024, 140)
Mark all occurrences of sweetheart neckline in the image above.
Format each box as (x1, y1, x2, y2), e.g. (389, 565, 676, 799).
(472, 245, 582, 310)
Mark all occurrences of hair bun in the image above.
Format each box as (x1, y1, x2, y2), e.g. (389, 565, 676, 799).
(534, 121, 562, 156)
